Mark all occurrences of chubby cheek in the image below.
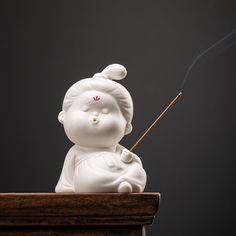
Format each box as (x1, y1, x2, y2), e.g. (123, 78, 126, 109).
(63, 111, 88, 138)
(62, 110, 126, 145)
(101, 115, 126, 136)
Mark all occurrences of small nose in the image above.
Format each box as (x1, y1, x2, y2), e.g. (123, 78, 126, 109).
(93, 111, 99, 116)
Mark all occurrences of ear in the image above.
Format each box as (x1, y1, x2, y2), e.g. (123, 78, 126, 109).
(125, 123, 132, 135)
(58, 111, 65, 124)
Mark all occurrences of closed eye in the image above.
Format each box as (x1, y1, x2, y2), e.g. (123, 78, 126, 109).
(102, 108, 109, 114)
(82, 105, 89, 112)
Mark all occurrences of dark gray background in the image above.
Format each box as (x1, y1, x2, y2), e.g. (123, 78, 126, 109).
(1, 1, 236, 235)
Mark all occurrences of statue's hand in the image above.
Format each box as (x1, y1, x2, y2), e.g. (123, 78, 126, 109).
(121, 149, 133, 163)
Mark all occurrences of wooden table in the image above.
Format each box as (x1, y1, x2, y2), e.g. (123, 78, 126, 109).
(0, 193, 160, 236)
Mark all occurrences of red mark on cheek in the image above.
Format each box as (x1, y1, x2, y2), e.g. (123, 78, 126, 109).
(93, 95, 100, 101)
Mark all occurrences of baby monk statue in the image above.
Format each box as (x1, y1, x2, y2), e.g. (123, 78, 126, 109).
(55, 64, 147, 193)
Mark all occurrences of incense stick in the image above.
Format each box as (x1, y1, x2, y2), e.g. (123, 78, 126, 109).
(130, 92, 182, 152)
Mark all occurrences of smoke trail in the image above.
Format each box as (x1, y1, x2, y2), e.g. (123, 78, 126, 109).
(180, 28, 236, 91)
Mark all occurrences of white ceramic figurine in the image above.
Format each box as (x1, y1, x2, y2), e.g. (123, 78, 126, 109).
(55, 64, 147, 193)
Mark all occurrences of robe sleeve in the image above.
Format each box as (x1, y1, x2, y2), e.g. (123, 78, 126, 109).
(55, 145, 77, 192)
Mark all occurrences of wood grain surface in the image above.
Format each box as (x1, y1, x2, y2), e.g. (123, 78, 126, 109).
(0, 193, 159, 235)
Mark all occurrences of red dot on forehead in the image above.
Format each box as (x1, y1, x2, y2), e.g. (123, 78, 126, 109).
(93, 95, 100, 101)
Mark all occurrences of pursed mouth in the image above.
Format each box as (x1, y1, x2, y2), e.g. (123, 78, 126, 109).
(90, 116, 99, 124)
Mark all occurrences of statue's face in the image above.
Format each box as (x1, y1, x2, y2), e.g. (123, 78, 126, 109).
(61, 91, 127, 147)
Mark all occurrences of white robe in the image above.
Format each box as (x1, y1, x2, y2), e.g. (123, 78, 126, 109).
(55, 144, 146, 193)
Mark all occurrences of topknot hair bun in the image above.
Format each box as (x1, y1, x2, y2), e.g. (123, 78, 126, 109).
(93, 64, 127, 80)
